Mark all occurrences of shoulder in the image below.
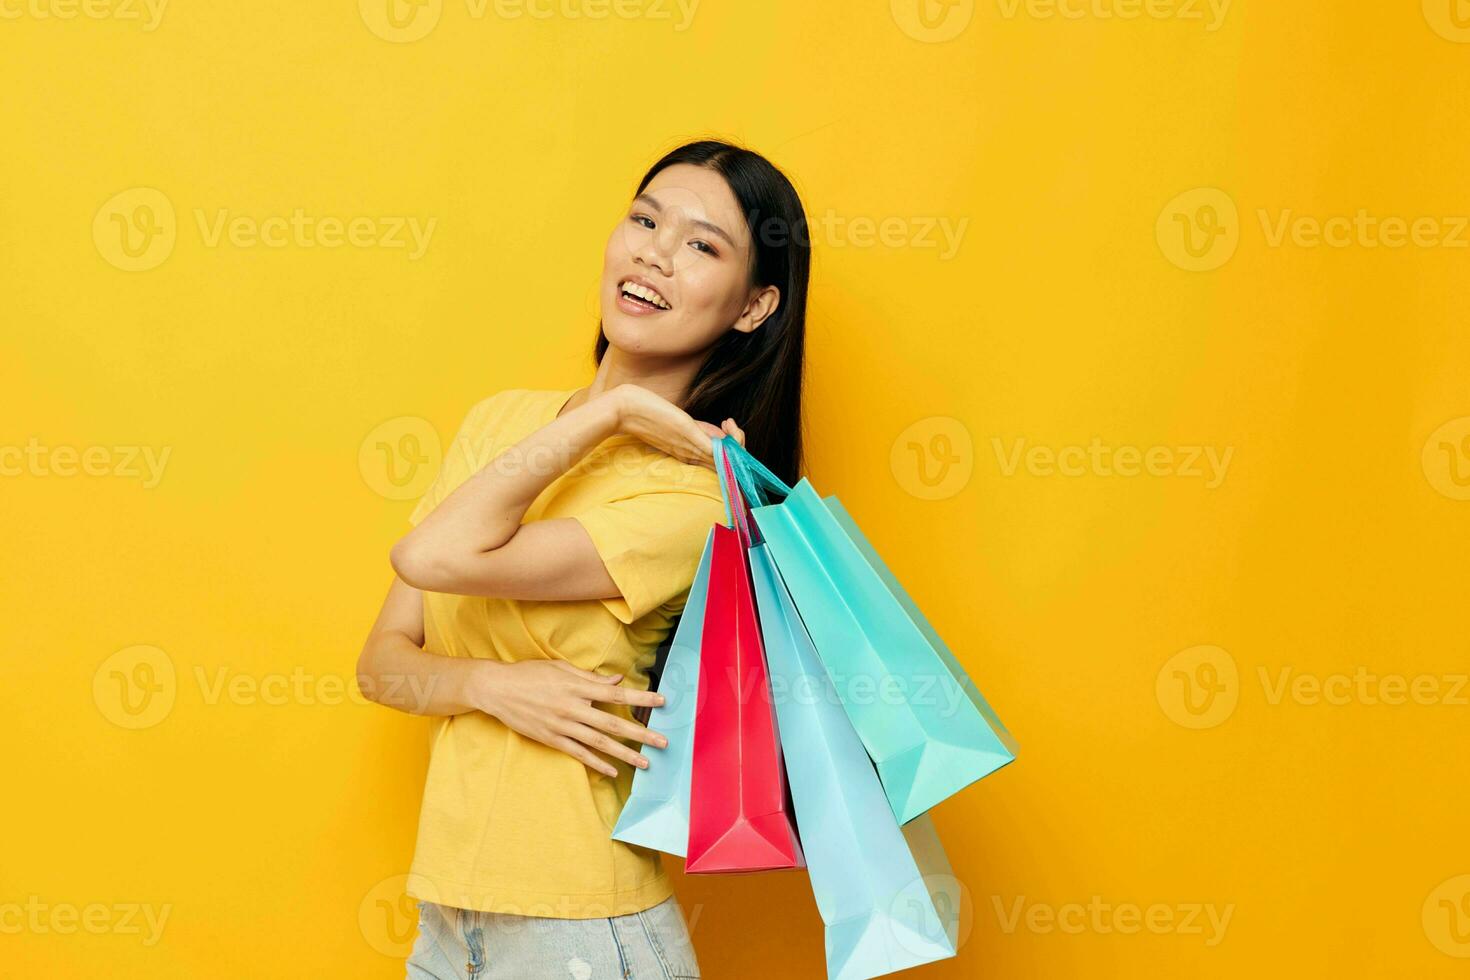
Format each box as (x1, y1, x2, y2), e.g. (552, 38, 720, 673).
(451, 388, 558, 438)
(626, 445, 725, 502)
(449, 390, 507, 434)
(575, 440, 726, 523)
(633, 453, 728, 529)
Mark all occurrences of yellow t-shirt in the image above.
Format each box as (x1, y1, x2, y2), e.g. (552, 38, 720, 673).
(402, 387, 726, 919)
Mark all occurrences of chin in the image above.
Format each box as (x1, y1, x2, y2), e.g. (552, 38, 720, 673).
(600, 311, 651, 352)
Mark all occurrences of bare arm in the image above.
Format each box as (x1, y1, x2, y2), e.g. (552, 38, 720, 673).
(359, 385, 740, 776)
(388, 383, 722, 599)
(388, 387, 627, 598)
(354, 575, 670, 775)
(354, 576, 483, 716)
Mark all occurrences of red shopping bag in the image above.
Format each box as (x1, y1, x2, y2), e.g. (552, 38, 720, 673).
(684, 445, 804, 874)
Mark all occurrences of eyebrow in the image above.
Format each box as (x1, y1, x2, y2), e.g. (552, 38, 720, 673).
(633, 193, 737, 249)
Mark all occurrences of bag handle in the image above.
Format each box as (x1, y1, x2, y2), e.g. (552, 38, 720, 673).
(712, 436, 755, 546)
(717, 434, 792, 507)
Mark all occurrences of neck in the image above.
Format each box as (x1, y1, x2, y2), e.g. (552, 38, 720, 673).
(576, 346, 702, 411)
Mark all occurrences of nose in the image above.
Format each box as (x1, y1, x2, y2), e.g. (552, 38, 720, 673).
(634, 223, 677, 277)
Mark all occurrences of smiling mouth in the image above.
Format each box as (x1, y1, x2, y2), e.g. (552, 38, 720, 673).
(618, 279, 672, 311)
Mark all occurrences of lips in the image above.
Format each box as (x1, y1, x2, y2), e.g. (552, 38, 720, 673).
(617, 276, 672, 311)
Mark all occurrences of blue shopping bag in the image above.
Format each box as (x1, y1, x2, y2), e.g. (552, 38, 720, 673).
(720, 436, 1017, 824)
(749, 535, 960, 980)
(609, 529, 715, 857)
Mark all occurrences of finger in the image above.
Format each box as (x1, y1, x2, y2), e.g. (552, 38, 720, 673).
(549, 735, 618, 778)
(583, 679, 664, 708)
(691, 423, 721, 463)
(564, 721, 649, 770)
(574, 704, 669, 749)
(722, 418, 746, 447)
(556, 661, 621, 683)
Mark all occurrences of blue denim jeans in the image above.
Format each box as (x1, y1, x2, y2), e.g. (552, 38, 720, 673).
(404, 893, 701, 979)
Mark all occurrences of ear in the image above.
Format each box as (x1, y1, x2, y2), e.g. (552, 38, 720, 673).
(732, 284, 781, 334)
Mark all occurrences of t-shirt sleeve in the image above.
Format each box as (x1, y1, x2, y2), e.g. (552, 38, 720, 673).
(408, 394, 503, 527)
(408, 463, 443, 527)
(572, 488, 726, 625)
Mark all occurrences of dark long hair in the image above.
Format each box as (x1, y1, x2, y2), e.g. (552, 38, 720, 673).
(595, 139, 809, 487)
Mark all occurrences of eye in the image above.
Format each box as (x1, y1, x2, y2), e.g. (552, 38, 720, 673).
(690, 240, 717, 255)
(630, 213, 654, 229)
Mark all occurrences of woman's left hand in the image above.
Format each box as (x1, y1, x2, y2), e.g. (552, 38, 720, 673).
(612, 383, 744, 468)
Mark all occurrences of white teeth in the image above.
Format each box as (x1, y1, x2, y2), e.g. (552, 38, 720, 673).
(621, 280, 670, 309)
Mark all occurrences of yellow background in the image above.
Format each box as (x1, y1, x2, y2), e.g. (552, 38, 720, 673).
(4, 0, 1469, 975)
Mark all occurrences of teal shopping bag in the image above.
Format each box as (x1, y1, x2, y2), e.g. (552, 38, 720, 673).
(749, 534, 960, 980)
(720, 435, 1017, 824)
(609, 529, 715, 857)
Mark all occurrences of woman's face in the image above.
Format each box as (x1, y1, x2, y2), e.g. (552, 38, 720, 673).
(601, 162, 779, 357)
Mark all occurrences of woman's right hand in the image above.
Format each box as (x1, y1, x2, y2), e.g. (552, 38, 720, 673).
(611, 383, 740, 468)
(471, 659, 668, 777)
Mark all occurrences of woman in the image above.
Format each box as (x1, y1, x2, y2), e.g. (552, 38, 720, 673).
(356, 139, 810, 979)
